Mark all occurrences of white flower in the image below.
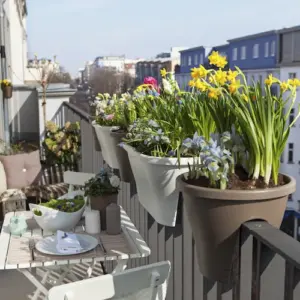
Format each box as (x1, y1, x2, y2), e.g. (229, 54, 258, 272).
(109, 175, 120, 188)
(96, 101, 107, 110)
(162, 78, 173, 94)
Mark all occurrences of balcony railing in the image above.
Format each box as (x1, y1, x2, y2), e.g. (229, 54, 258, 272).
(53, 101, 300, 300)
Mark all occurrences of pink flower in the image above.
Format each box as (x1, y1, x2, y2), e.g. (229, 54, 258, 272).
(105, 114, 114, 120)
(144, 77, 158, 88)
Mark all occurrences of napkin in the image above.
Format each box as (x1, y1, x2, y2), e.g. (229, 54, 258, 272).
(56, 230, 82, 254)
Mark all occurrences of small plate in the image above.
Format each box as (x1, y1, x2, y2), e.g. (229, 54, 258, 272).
(35, 234, 98, 256)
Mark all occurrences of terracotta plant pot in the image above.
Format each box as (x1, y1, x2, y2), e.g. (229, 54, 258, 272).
(176, 173, 296, 283)
(90, 194, 118, 230)
(110, 131, 134, 183)
(2, 85, 12, 99)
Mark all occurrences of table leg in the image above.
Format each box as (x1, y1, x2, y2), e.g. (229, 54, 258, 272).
(18, 268, 50, 300)
(112, 259, 128, 274)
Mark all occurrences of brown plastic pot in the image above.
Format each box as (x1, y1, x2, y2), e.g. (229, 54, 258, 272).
(90, 194, 118, 230)
(110, 131, 134, 183)
(2, 85, 12, 99)
(176, 173, 296, 283)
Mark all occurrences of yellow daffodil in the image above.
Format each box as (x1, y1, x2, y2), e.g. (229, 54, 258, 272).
(215, 70, 227, 86)
(287, 78, 300, 87)
(160, 68, 167, 77)
(191, 67, 200, 79)
(227, 70, 238, 82)
(280, 81, 289, 92)
(190, 65, 208, 79)
(208, 75, 214, 84)
(188, 80, 196, 87)
(208, 87, 221, 100)
(264, 74, 278, 86)
(208, 51, 228, 69)
(195, 79, 207, 92)
(228, 80, 241, 94)
(241, 93, 249, 102)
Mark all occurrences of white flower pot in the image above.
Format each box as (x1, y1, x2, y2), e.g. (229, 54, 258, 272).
(93, 123, 119, 169)
(123, 144, 193, 227)
(29, 191, 87, 232)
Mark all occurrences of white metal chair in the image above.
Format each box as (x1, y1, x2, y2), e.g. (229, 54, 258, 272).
(48, 261, 171, 300)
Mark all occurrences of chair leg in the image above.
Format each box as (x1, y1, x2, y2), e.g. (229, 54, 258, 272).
(100, 262, 107, 274)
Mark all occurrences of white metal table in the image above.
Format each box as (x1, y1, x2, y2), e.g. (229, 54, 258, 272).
(0, 207, 151, 300)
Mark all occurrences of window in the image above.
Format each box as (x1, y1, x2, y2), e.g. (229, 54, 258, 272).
(200, 53, 204, 64)
(288, 143, 294, 163)
(181, 56, 185, 66)
(289, 72, 297, 79)
(194, 54, 198, 65)
(271, 41, 276, 57)
(232, 48, 238, 61)
(290, 108, 295, 126)
(188, 55, 192, 66)
(253, 44, 259, 58)
(241, 46, 246, 60)
(264, 42, 269, 57)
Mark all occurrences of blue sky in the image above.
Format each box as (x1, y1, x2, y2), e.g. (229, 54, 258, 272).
(27, 0, 300, 76)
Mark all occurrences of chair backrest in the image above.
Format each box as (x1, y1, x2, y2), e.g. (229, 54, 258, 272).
(48, 261, 171, 300)
(63, 171, 95, 192)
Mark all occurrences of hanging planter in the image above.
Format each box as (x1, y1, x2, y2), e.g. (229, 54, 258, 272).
(1, 79, 13, 99)
(110, 131, 134, 183)
(92, 123, 119, 169)
(123, 144, 193, 227)
(177, 173, 296, 283)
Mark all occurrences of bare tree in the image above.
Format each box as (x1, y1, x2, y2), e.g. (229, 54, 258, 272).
(121, 72, 135, 93)
(89, 68, 120, 94)
(48, 71, 73, 84)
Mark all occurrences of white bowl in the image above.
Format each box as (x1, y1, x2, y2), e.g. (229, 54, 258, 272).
(29, 190, 86, 232)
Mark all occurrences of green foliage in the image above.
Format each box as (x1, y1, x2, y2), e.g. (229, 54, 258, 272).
(34, 196, 85, 215)
(43, 121, 81, 166)
(84, 168, 120, 197)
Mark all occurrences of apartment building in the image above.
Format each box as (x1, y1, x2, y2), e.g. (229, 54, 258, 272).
(277, 25, 300, 210)
(0, 0, 28, 140)
(136, 47, 186, 85)
(93, 55, 126, 73)
(227, 30, 279, 86)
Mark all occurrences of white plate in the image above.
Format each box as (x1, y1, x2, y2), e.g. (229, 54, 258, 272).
(35, 234, 98, 256)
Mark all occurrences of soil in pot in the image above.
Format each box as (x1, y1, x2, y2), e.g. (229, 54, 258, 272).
(90, 194, 118, 230)
(177, 171, 296, 283)
(186, 165, 286, 190)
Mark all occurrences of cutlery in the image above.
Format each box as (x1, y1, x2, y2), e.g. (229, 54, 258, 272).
(28, 238, 35, 261)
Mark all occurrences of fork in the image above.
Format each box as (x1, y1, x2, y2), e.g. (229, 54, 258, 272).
(28, 238, 35, 261)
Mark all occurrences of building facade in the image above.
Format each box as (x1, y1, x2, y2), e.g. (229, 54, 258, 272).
(136, 47, 185, 85)
(278, 25, 300, 210)
(176, 46, 212, 90)
(93, 55, 125, 73)
(0, 0, 28, 140)
(227, 30, 279, 85)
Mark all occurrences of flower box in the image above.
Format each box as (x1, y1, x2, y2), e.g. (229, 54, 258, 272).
(123, 144, 193, 227)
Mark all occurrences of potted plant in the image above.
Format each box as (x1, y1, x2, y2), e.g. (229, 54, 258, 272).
(1, 79, 13, 99)
(122, 70, 212, 227)
(84, 167, 120, 230)
(91, 93, 137, 182)
(176, 51, 298, 283)
(29, 191, 86, 232)
(42, 120, 81, 169)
